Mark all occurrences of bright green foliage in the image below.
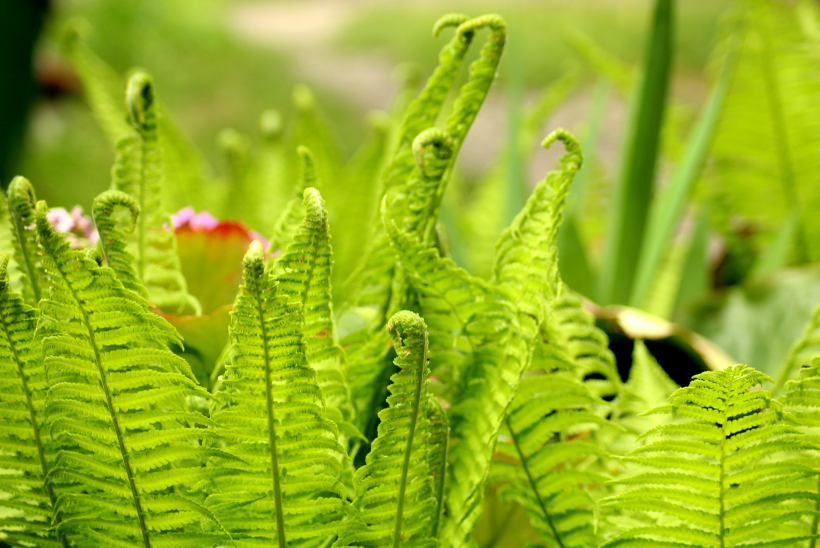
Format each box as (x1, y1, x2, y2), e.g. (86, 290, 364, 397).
(426, 397, 449, 539)
(268, 146, 319, 257)
(343, 311, 436, 548)
(708, 0, 820, 264)
(92, 190, 148, 300)
(206, 240, 350, 548)
(7, 176, 46, 305)
(59, 22, 211, 213)
(774, 301, 820, 393)
(602, 365, 817, 548)
(623, 341, 679, 430)
(119, 72, 201, 315)
(35, 201, 219, 547)
(494, 372, 609, 548)
(0, 255, 65, 548)
(275, 188, 355, 432)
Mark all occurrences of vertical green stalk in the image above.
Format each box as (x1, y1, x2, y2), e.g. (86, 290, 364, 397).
(392, 323, 428, 548)
(629, 33, 738, 308)
(598, 0, 674, 305)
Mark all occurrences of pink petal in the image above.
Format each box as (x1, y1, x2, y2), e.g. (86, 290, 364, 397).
(190, 211, 220, 231)
(171, 207, 196, 229)
(47, 208, 75, 233)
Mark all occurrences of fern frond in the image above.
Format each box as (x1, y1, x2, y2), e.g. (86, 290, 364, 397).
(601, 365, 817, 548)
(774, 301, 820, 393)
(545, 291, 621, 400)
(0, 254, 68, 548)
(35, 201, 221, 547)
(492, 129, 581, 320)
(122, 71, 201, 315)
(206, 240, 350, 547)
(268, 146, 319, 258)
(383, 217, 525, 547)
(342, 311, 437, 548)
(7, 176, 46, 305)
(274, 188, 355, 433)
(621, 340, 679, 431)
(92, 190, 148, 300)
(427, 396, 449, 539)
(494, 372, 609, 548)
(291, 84, 343, 191)
(461, 68, 581, 279)
(58, 21, 133, 143)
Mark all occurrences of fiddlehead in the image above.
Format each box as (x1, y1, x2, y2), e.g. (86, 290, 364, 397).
(7, 176, 45, 305)
(91, 189, 147, 300)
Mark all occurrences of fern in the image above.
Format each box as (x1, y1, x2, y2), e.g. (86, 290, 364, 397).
(494, 371, 610, 548)
(121, 71, 201, 315)
(0, 254, 66, 548)
(602, 365, 817, 547)
(205, 240, 350, 547)
(268, 146, 319, 258)
(274, 187, 355, 435)
(7, 176, 46, 305)
(342, 311, 436, 548)
(35, 200, 221, 547)
(774, 301, 820, 393)
(91, 190, 149, 300)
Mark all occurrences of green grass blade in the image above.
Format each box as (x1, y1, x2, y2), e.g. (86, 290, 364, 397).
(629, 32, 738, 308)
(598, 0, 674, 305)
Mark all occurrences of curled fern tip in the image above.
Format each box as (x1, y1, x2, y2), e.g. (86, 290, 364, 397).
(433, 13, 470, 37)
(126, 71, 155, 132)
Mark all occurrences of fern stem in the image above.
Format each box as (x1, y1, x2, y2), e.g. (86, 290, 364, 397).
(392, 328, 428, 548)
(505, 417, 566, 548)
(9, 202, 40, 302)
(718, 371, 732, 548)
(43, 244, 151, 548)
(0, 305, 68, 548)
(811, 475, 820, 548)
(250, 268, 287, 548)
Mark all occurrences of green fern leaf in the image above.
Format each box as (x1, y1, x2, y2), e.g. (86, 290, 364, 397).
(0, 254, 68, 548)
(494, 372, 609, 548)
(268, 146, 319, 258)
(92, 190, 149, 300)
(774, 301, 820, 393)
(274, 187, 355, 434)
(206, 240, 350, 547)
(492, 129, 581, 320)
(35, 201, 221, 547)
(122, 72, 201, 315)
(7, 177, 47, 305)
(601, 365, 817, 548)
(342, 311, 437, 548)
(426, 396, 449, 540)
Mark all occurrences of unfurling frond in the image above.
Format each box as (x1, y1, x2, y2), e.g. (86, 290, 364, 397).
(493, 129, 582, 320)
(35, 201, 220, 547)
(268, 146, 320, 258)
(207, 240, 350, 547)
(7, 177, 46, 305)
(275, 188, 355, 431)
(343, 311, 436, 548)
(602, 365, 817, 548)
(92, 190, 148, 300)
(0, 255, 66, 548)
(122, 71, 201, 315)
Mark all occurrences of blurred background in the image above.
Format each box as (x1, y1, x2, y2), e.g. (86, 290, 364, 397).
(3, 0, 820, 388)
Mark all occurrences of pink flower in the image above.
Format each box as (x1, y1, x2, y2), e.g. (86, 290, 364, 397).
(172, 207, 219, 231)
(47, 207, 75, 233)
